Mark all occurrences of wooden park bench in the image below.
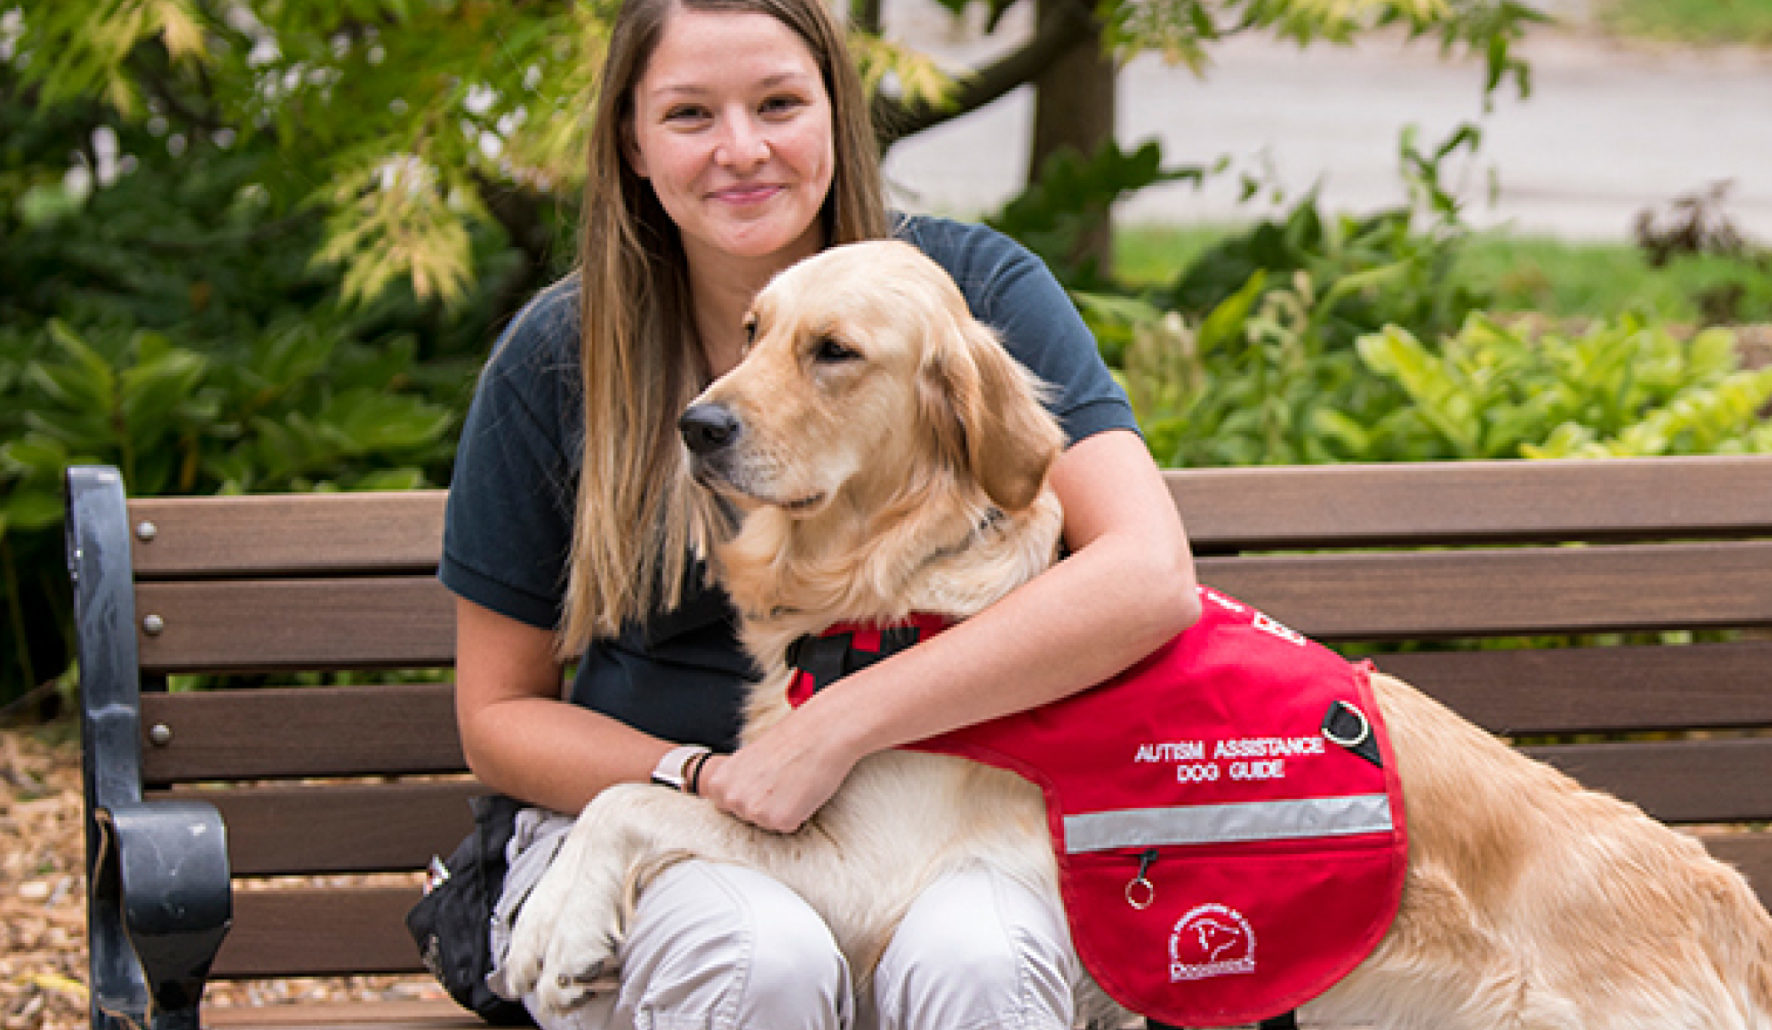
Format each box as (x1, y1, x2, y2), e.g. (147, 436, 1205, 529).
(65, 455, 1772, 1030)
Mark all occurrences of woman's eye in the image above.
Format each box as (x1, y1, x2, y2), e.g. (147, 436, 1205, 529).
(813, 337, 858, 363)
(761, 94, 805, 117)
(664, 105, 710, 124)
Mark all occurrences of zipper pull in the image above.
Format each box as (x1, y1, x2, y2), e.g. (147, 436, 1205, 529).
(1125, 847, 1158, 910)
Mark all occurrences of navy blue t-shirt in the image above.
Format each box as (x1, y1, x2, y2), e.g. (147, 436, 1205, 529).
(440, 215, 1139, 750)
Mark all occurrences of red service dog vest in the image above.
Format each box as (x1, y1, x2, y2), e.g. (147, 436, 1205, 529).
(789, 587, 1407, 1028)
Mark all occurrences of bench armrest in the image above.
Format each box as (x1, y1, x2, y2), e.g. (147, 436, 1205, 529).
(68, 467, 233, 1029)
(90, 800, 232, 1030)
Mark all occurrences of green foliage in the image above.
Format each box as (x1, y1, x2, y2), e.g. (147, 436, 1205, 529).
(1164, 197, 1483, 350)
(1100, 0, 1547, 105)
(1361, 318, 1772, 459)
(1078, 124, 1771, 468)
(5, 0, 961, 309)
(1098, 288, 1772, 468)
(1092, 267, 1415, 466)
(987, 140, 1213, 290)
(9, 0, 603, 304)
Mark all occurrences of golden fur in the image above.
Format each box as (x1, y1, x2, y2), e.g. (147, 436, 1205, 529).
(498, 240, 1772, 1029)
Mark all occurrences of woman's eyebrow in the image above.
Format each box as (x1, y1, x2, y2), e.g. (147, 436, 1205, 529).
(647, 70, 818, 99)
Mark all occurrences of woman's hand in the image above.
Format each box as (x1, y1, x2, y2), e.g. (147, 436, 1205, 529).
(696, 709, 860, 833)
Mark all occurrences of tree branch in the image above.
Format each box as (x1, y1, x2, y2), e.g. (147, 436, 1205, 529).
(872, 0, 1096, 151)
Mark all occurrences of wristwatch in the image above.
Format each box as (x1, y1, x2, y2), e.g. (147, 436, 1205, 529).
(651, 745, 713, 793)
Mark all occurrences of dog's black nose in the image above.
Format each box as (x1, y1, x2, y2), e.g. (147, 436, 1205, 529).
(679, 404, 742, 456)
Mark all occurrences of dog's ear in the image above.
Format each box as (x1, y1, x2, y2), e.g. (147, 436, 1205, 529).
(920, 314, 1066, 512)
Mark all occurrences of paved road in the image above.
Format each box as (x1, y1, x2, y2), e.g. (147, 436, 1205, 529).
(879, 0, 1772, 242)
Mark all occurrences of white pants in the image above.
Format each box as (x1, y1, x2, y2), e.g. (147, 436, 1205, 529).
(494, 815, 1080, 1030)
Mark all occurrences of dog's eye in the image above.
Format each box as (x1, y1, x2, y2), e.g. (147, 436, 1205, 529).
(813, 336, 858, 364)
(742, 318, 758, 351)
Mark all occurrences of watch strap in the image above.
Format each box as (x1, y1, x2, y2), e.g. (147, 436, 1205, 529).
(651, 745, 713, 792)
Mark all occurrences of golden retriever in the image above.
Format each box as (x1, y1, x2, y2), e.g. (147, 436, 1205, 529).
(495, 240, 1772, 1029)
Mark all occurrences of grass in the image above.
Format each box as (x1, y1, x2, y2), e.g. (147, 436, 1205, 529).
(1595, 0, 1772, 47)
(1114, 223, 1229, 288)
(1448, 232, 1772, 323)
(1114, 223, 1772, 325)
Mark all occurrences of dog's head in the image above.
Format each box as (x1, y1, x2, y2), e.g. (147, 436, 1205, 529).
(680, 240, 1065, 523)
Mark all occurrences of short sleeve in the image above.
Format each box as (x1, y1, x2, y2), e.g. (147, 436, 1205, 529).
(439, 278, 583, 629)
(893, 215, 1139, 446)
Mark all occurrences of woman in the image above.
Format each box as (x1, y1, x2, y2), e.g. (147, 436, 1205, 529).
(443, 0, 1200, 1025)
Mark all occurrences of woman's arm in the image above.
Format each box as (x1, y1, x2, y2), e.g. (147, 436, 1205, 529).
(454, 598, 679, 814)
(700, 428, 1200, 831)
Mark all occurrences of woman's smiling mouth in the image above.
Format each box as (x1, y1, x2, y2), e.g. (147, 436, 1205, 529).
(711, 183, 783, 205)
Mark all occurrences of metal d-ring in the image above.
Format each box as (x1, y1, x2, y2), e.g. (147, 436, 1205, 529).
(1322, 701, 1371, 750)
(1125, 847, 1158, 910)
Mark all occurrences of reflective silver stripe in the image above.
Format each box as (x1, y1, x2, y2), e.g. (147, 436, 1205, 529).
(1062, 794, 1394, 854)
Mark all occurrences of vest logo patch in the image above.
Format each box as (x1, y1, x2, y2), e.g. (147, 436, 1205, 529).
(1169, 903, 1257, 982)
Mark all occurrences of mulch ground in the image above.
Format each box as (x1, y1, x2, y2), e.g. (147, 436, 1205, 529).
(0, 722, 447, 1030)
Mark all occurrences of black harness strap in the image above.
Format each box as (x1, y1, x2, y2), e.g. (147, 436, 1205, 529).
(785, 624, 928, 695)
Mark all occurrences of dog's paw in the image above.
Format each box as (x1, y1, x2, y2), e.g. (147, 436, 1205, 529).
(532, 952, 620, 1017)
(494, 821, 629, 1017)
(497, 905, 623, 1014)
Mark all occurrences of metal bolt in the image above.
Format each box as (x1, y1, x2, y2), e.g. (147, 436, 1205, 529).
(142, 613, 166, 636)
(135, 520, 158, 543)
(148, 724, 173, 747)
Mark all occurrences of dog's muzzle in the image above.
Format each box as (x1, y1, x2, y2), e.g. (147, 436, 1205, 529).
(679, 403, 742, 457)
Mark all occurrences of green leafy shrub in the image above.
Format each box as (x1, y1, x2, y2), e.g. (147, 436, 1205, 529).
(1094, 286, 1772, 468)
(1165, 126, 1489, 349)
(987, 139, 1211, 291)
(1361, 317, 1772, 459)
(1089, 269, 1418, 466)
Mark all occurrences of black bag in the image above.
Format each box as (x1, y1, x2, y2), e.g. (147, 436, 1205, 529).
(406, 794, 537, 1026)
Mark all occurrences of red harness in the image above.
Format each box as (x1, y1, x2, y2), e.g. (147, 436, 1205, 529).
(787, 587, 1406, 1029)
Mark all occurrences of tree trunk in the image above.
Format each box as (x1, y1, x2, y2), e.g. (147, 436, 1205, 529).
(1029, 0, 1116, 277)
(851, 0, 882, 34)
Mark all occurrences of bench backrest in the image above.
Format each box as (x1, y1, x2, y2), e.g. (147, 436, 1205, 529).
(72, 456, 1772, 981)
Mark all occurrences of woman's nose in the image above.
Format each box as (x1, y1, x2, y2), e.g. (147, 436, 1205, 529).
(715, 115, 770, 169)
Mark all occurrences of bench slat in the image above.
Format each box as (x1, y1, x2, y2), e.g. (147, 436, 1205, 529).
(116, 459, 1772, 580)
(215, 887, 425, 978)
(207, 835, 1772, 984)
(136, 577, 457, 673)
(205, 1000, 481, 1030)
(159, 780, 482, 876)
(129, 492, 447, 578)
(1376, 641, 1772, 735)
(1526, 736, 1772, 824)
(132, 541, 1772, 674)
(139, 643, 1772, 783)
(1171, 456, 1772, 551)
(1204, 540, 1772, 639)
(142, 684, 465, 784)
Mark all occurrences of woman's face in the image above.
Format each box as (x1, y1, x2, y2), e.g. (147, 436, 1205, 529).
(625, 7, 835, 273)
